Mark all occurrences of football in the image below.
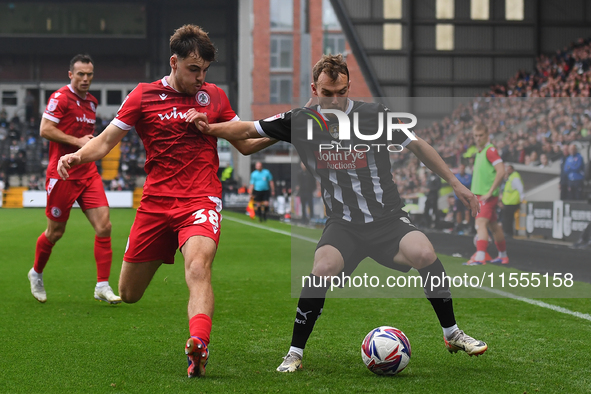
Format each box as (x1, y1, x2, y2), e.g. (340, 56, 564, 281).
(361, 326, 411, 375)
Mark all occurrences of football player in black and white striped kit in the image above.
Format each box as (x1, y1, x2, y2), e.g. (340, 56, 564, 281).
(187, 54, 488, 372)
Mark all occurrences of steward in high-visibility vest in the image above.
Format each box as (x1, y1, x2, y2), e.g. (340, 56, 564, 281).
(502, 169, 523, 206)
(501, 165, 523, 237)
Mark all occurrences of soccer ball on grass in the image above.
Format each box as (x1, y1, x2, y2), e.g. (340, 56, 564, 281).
(361, 326, 411, 375)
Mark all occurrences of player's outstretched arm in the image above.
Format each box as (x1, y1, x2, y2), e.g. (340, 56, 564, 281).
(57, 123, 128, 180)
(186, 108, 260, 140)
(40, 117, 94, 148)
(229, 138, 278, 155)
(406, 137, 480, 216)
(205, 120, 259, 140)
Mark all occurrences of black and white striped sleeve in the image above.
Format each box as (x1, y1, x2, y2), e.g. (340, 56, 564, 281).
(253, 110, 292, 143)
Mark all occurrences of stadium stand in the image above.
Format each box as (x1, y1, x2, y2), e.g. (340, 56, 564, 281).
(393, 37, 591, 198)
(0, 38, 589, 211)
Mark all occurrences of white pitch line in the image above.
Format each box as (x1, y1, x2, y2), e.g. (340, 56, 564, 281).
(480, 287, 591, 321)
(225, 215, 591, 322)
(224, 216, 319, 243)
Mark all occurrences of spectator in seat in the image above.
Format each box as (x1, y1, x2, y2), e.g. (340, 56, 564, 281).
(538, 153, 550, 168)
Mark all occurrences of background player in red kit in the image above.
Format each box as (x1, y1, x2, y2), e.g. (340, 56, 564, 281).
(464, 123, 507, 266)
(27, 54, 121, 305)
(57, 25, 275, 378)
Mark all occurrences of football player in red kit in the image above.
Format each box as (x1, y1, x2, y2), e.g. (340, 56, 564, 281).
(57, 25, 275, 377)
(28, 54, 121, 305)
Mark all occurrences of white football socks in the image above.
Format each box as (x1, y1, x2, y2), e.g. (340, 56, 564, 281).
(95, 281, 109, 288)
(443, 324, 459, 339)
(30, 268, 43, 280)
(289, 346, 304, 357)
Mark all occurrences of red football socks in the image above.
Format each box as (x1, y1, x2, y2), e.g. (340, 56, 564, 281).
(94, 235, 112, 282)
(476, 239, 488, 252)
(495, 239, 506, 253)
(189, 314, 212, 346)
(34, 233, 54, 274)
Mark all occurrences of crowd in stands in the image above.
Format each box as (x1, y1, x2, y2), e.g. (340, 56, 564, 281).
(0, 109, 43, 190)
(0, 110, 145, 192)
(393, 37, 591, 199)
(1, 38, 590, 203)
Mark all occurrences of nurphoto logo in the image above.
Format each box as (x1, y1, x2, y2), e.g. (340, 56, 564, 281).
(305, 108, 417, 153)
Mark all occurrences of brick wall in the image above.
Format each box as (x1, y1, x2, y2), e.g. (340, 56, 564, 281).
(252, 0, 373, 121)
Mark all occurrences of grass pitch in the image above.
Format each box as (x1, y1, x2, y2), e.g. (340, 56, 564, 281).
(0, 208, 590, 393)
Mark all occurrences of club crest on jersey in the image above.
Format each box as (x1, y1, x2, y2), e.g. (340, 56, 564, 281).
(51, 207, 62, 218)
(329, 124, 339, 139)
(47, 99, 59, 112)
(90, 102, 96, 112)
(196, 91, 210, 106)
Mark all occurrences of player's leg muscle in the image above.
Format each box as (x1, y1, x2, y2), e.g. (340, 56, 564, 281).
(45, 218, 67, 244)
(118, 260, 163, 303)
(475, 217, 490, 239)
(182, 235, 217, 318)
(488, 219, 504, 241)
(311, 245, 345, 277)
(393, 231, 437, 270)
(84, 206, 111, 237)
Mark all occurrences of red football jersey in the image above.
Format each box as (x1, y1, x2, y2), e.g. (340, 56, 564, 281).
(485, 145, 502, 166)
(112, 77, 238, 198)
(43, 85, 99, 180)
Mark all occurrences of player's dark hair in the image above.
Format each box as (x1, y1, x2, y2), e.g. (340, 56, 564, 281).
(170, 24, 216, 62)
(69, 54, 93, 71)
(312, 54, 349, 83)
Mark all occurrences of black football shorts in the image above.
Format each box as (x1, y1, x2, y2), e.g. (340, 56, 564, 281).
(316, 210, 422, 275)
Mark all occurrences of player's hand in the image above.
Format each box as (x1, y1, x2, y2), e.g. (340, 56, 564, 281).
(76, 134, 94, 148)
(57, 153, 81, 180)
(185, 108, 210, 132)
(480, 191, 492, 203)
(454, 184, 480, 217)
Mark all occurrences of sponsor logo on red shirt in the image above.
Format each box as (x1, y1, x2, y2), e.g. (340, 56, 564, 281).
(158, 107, 188, 121)
(76, 113, 96, 124)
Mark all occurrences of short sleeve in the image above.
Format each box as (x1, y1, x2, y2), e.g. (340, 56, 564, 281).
(486, 146, 502, 166)
(217, 87, 239, 122)
(254, 111, 293, 142)
(111, 85, 143, 130)
(42, 91, 68, 124)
